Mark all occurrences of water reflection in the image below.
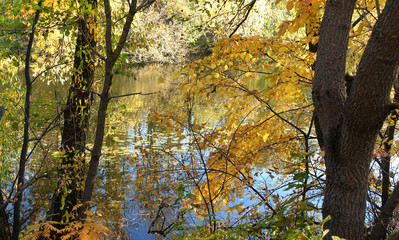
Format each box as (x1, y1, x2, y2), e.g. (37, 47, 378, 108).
(105, 64, 283, 239)
(4, 63, 297, 239)
(100, 64, 182, 239)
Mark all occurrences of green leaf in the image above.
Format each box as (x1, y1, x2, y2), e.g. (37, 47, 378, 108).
(293, 172, 308, 181)
(11, 122, 19, 131)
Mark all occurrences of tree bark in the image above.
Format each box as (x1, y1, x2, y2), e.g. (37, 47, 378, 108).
(77, 0, 156, 221)
(45, 0, 97, 236)
(313, 0, 399, 239)
(0, 193, 10, 240)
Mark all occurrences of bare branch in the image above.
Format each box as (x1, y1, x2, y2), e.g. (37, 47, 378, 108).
(109, 91, 158, 100)
(370, 181, 399, 240)
(229, 0, 257, 38)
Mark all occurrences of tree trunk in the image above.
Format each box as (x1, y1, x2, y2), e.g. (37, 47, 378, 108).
(46, 0, 97, 232)
(77, 0, 156, 221)
(0, 109, 9, 238)
(11, 2, 42, 239)
(313, 0, 399, 239)
(77, 0, 138, 220)
(370, 81, 399, 240)
(0, 194, 10, 240)
(370, 181, 399, 240)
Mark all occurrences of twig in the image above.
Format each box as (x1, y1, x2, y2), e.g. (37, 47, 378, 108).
(229, 0, 257, 38)
(109, 91, 158, 100)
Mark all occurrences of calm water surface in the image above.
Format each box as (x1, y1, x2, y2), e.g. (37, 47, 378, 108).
(24, 63, 283, 239)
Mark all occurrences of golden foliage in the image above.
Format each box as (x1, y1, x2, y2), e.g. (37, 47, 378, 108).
(21, 211, 111, 240)
(135, 0, 391, 230)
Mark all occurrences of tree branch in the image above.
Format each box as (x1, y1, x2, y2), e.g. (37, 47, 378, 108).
(229, 0, 257, 38)
(109, 91, 158, 100)
(370, 181, 399, 240)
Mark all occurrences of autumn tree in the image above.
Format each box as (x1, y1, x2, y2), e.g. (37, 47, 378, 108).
(46, 0, 97, 231)
(145, 0, 399, 239)
(76, 0, 156, 222)
(136, 0, 319, 237)
(0, 0, 157, 238)
(40, 0, 156, 237)
(313, 0, 399, 239)
(0, 0, 45, 238)
(3, 0, 399, 238)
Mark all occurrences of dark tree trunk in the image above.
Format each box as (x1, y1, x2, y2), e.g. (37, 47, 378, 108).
(313, 0, 399, 239)
(370, 82, 399, 240)
(77, 0, 138, 219)
(0, 194, 10, 240)
(77, 0, 156, 221)
(46, 0, 97, 232)
(370, 181, 399, 240)
(11, 2, 42, 239)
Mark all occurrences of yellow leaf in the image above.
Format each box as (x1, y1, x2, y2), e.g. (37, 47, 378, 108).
(158, 77, 165, 83)
(278, 21, 289, 36)
(286, 1, 294, 11)
(236, 165, 245, 171)
(184, 165, 190, 171)
(173, 71, 181, 79)
(263, 133, 270, 142)
(245, 53, 252, 62)
(222, 197, 228, 206)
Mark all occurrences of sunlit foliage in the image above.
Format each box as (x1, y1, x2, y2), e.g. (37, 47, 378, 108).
(1, 0, 398, 238)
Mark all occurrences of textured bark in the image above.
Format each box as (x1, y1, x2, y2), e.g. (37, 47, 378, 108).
(45, 0, 97, 236)
(313, 0, 399, 239)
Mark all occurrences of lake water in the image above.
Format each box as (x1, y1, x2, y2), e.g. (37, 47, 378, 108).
(101, 64, 292, 239)
(17, 64, 180, 239)
(1, 63, 304, 239)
